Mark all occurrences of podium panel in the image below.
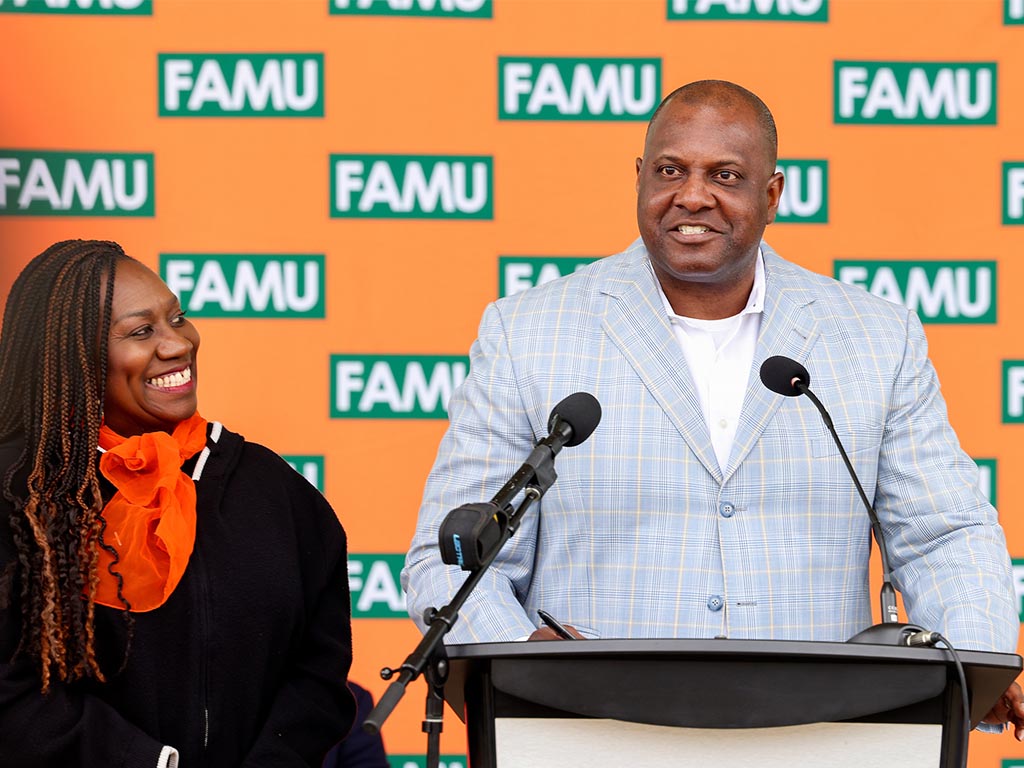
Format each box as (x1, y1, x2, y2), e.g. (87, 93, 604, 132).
(495, 719, 940, 768)
(445, 639, 1021, 768)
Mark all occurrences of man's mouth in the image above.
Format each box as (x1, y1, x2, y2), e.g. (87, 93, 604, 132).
(147, 367, 192, 390)
(678, 224, 711, 235)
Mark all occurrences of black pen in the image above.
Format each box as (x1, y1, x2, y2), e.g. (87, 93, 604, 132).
(537, 609, 577, 640)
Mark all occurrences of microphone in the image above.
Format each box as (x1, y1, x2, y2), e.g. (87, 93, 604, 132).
(439, 392, 601, 571)
(759, 356, 925, 646)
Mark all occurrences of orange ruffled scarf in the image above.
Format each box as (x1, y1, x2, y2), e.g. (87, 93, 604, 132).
(95, 413, 208, 612)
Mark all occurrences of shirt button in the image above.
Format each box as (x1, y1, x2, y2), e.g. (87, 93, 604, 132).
(707, 595, 724, 611)
(718, 418, 728, 429)
(719, 501, 735, 518)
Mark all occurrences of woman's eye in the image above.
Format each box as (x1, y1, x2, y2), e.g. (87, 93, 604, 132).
(170, 311, 187, 326)
(130, 326, 152, 338)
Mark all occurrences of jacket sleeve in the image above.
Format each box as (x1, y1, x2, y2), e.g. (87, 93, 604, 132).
(877, 309, 1019, 652)
(0, 543, 168, 767)
(402, 300, 542, 644)
(241, 478, 357, 768)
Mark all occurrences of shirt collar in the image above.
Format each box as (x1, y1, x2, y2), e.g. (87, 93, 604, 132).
(651, 248, 766, 322)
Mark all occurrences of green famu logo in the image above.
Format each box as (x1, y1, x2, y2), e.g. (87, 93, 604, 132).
(330, 0, 490, 16)
(1008, 0, 1024, 23)
(835, 260, 995, 323)
(1012, 560, 1024, 623)
(161, 254, 325, 318)
(1003, 163, 1024, 224)
(668, 0, 827, 21)
(1002, 361, 1024, 423)
(499, 256, 599, 298)
(348, 554, 406, 618)
(159, 54, 323, 117)
(389, 757, 466, 768)
(835, 62, 996, 124)
(283, 455, 325, 493)
(331, 155, 492, 219)
(0, 150, 153, 216)
(499, 57, 661, 121)
(776, 160, 828, 223)
(0, 0, 150, 12)
(974, 458, 997, 506)
(331, 355, 468, 418)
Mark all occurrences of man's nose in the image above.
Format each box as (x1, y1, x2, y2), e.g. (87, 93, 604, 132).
(673, 175, 715, 210)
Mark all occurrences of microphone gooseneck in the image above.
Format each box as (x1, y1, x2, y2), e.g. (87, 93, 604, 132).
(759, 356, 923, 644)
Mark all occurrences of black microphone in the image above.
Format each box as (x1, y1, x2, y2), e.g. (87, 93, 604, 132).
(759, 355, 925, 646)
(439, 392, 601, 571)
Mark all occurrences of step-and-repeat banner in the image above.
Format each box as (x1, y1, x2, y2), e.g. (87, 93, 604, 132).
(3, 1, 1024, 765)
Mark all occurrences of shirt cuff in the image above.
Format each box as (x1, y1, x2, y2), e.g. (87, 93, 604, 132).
(157, 745, 179, 768)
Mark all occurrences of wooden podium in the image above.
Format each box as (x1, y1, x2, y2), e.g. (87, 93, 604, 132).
(443, 639, 1021, 768)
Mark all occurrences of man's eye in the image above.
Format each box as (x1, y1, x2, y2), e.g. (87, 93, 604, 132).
(717, 170, 739, 181)
(171, 311, 187, 326)
(660, 166, 680, 176)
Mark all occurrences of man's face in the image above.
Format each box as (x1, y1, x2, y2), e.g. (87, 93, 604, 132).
(635, 98, 783, 300)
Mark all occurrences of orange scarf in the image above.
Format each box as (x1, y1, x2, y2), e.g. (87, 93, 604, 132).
(95, 413, 208, 612)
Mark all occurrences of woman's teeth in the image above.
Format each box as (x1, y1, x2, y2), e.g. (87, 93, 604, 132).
(148, 368, 192, 389)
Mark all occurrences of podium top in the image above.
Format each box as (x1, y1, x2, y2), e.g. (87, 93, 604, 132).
(444, 638, 1021, 728)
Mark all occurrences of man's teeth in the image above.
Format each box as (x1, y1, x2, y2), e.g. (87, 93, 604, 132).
(148, 368, 192, 389)
(679, 225, 710, 234)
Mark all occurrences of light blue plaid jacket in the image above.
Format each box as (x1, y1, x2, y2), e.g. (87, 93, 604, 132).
(402, 239, 1018, 651)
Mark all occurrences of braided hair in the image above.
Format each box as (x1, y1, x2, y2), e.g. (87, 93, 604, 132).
(0, 239, 133, 690)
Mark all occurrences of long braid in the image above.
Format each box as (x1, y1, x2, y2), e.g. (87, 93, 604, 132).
(0, 240, 133, 690)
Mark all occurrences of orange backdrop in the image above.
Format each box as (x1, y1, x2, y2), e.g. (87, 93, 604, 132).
(2, 1, 1024, 764)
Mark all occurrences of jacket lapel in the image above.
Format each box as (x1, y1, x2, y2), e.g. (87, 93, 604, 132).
(599, 246, 722, 481)
(724, 244, 820, 479)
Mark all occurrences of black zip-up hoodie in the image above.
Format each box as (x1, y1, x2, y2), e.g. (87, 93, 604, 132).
(0, 424, 356, 767)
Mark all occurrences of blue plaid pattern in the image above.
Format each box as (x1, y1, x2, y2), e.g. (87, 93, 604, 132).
(402, 240, 1018, 651)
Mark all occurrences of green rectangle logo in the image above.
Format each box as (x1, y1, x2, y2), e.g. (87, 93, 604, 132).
(160, 254, 325, 318)
(1003, 361, 1024, 423)
(1003, 162, 1024, 224)
(349, 554, 407, 618)
(159, 54, 324, 117)
(331, 355, 469, 418)
(973, 458, 997, 507)
(498, 256, 599, 297)
(389, 757, 467, 768)
(667, 0, 827, 21)
(0, 0, 151, 13)
(834, 260, 996, 323)
(331, 155, 492, 218)
(499, 57, 661, 121)
(776, 159, 828, 223)
(0, 150, 154, 216)
(330, 0, 490, 16)
(283, 455, 326, 493)
(1007, 0, 1024, 23)
(834, 62, 997, 124)
(1011, 561, 1024, 623)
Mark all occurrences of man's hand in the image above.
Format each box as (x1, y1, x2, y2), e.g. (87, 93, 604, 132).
(528, 625, 585, 641)
(982, 681, 1024, 739)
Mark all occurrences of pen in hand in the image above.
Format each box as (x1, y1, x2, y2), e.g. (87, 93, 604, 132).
(537, 609, 578, 640)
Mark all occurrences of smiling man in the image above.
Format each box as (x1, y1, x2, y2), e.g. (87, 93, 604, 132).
(403, 80, 1024, 737)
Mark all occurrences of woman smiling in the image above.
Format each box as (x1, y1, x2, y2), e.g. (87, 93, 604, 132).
(0, 240, 356, 767)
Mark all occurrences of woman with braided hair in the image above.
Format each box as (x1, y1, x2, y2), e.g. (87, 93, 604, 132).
(0, 240, 356, 767)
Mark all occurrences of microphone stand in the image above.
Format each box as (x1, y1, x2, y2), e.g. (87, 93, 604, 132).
(361, 446, 559, 768)
(793, 380, 923, 645)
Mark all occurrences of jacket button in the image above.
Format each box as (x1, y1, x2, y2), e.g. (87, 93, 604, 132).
(719, 501, 735, 518)
(707, 595, 724, 611)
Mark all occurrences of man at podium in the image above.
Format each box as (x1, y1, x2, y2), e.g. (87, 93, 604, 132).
(402, 80, 1024, 736)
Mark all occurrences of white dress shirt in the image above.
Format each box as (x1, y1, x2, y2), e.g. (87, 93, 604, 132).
(653, 251, 765, 472)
